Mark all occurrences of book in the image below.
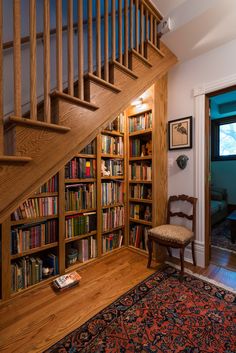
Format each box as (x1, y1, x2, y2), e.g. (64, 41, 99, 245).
(53, 271, 81, 291)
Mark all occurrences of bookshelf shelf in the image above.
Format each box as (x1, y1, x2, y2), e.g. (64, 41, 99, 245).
(102, 225, 125, 235)
(129, 218, 152, 226)
(129, 180, 152, 184)
(65, 257, 97, 273)
(129, 156, 152, 161)
(10, 242, 59, 260)
(102, 203, 124, 209)
(11, 215, 58, 226)
(101, 130, 124, 137)
(101, 153, 124, 159)
(101, 245, 125, 256)
(101, 176, 124, 180)
(65, 178, 96, 183)
(77, 153, 96, 159)
(65, 209, 97, 216)
(129, 128, 152, 137)
(30, 192, 59, 198)
(65, 230, 97, 243)
(129, 198, 152, 204)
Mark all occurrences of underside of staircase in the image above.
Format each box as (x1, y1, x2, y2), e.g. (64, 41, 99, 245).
(0, 1, 177, 223)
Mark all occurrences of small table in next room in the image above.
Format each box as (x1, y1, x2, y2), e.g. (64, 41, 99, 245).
(226, 210, 236, 244)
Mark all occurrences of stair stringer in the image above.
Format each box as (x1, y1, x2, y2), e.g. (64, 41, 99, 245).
(0, 43, 177, 223)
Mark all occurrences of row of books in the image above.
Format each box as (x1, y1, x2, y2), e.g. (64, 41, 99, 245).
(102, 206, 124, 232)
(66, 236, 97, 265)
(129, 111, 152, 132)
(11, 197, 58, 221)
(129, 138, 152, 157)
(105, 113, 124, 133)
(101, 181, 124, 206)
(129, 163, 152, 181)
(130, 204, 152, 221)
(130, 225, 149, 250)
(65, 184, 96, 211)
(80, 140, 96, 155)
(65, 158, 96, 179)
(65, 212, 97, 238)
(101, 159, 124, 177)
(34, 175, 58, 194)
(11, 253, 58, 292)
(11, 220, 58, 255)
(102, 230, 123, 253)
(130, 184, 152, 200)
(101, 135, 124, 155)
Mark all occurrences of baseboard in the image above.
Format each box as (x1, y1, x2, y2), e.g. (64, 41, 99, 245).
(171, 241, 205, 267)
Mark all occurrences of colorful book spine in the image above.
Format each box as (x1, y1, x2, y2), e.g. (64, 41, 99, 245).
(101, 135, 124, 155)
(80, 140, 96, 154)
(105, 113, 124, 133)
(65, 183, 96, 211)
(12, 197, 58, 221)
(65, 212, 97, 239)
(101, 181, 124, 206)
(101, 159, 124, 177)
(102, 230, 123, 253)
(130, 184, 152, 199)
(102, 206, 124, 232)
(34, 175, 58, 194)
(10, 220, 58, 255)
(130, 204, 152, 221)
(66, 236, 97, 266)
(129, 162, 152, 181)
(129, 111, 152, 132)
(130, 225, 150, 250)
(65, 158, 96, 179)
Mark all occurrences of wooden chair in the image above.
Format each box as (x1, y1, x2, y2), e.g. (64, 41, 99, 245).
(147, 194, 197, 275)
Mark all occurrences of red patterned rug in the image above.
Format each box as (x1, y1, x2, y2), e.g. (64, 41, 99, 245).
(45, 266, 236, 353)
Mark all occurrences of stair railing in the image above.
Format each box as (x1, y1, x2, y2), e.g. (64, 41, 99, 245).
(0, 0, 162, 155)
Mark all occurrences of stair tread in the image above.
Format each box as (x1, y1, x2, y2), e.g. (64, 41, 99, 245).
(0, 155, 32, 163)
(85, 73, 121, 93)
(5, 116, 71, 133)
(110, 61, 138, 80)
(51, 91, 99, 111)
(146, 40, 165, 58)
(130, 49, 152, 68)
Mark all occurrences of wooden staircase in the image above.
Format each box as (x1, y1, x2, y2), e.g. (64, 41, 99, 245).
(0, 0, 177, 223)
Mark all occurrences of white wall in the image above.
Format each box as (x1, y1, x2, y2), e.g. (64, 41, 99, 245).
(167, 38, 236, 266)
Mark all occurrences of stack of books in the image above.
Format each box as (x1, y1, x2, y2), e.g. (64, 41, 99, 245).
(53, 271, 81, 291)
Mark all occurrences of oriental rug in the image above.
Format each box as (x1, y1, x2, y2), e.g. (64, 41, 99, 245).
(45, 266, 236, 353)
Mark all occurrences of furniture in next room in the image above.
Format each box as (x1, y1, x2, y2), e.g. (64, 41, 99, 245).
(211, 187, 228, 226)
(147, 194, 197, 276)
(226, 210, 236, 244)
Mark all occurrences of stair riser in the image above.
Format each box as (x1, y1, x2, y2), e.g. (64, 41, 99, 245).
(145, 43, 165, 66)
(129, 54, 151, 75)
(109, 66, 137, 90)
(84, 80, 120, 107)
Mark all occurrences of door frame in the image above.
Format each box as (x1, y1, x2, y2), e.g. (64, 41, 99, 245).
(193, 74, 236, 267)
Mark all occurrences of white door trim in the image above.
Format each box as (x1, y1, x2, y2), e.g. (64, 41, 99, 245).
(193, 73, 236, 267)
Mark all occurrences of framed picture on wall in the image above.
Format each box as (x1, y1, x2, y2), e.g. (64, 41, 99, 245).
(168, 116, 192, 150)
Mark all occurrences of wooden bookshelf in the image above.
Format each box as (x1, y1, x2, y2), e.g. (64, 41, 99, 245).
(0, 83, 168, 302)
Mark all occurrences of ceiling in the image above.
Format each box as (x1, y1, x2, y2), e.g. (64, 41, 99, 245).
(152, 0, 236, 62)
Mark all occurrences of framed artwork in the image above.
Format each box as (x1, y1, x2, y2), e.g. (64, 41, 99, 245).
(168, 116, 192, 150)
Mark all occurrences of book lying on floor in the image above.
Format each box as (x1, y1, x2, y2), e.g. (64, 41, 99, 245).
(53, 271, 81, 291)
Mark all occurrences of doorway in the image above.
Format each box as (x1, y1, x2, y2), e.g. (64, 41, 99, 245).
(206, 87, 236, 271)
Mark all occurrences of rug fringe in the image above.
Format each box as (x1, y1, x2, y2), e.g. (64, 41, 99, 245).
(165, 261, 236, 294)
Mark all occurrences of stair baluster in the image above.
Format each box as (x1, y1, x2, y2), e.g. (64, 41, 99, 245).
(13, 0, 22, 118)
(56, 0, 63, 92)
(96, 0, 101, 78)
(104, 0, 109, 81)
(0, 0, 3, 153)
(44, 0, 51, 123)
(30, 0, 37, 121)
(67, 0, 74, 96)
(77, 0, 84, 100)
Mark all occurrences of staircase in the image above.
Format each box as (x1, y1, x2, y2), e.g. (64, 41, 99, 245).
(0, 0, 177, 223)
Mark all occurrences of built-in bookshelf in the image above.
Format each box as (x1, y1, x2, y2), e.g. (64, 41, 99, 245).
(0, 85, 168, 301)
(100, 113, 126, 255)
(128, 108, 153, 253)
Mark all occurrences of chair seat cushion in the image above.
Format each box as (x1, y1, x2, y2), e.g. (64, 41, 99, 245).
(149, 224, 194, 244)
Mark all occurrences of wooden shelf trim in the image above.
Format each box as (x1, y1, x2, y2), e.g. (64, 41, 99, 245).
(102, 203, 124, 209)
(29, 192, 58, 198)
(65, 257, 97, 272)
(65, 230, 97, 243)
(101, 176, 124, 180)
(10, 274, 58, 297)
(11, 215, 58, 226)
(77, 153, 96, 159)
(129, 128, 152, 136)
(129, 217, 152, 226)
(65, 208, 97, 216)
(129, 180, 152, 184)
(102, 225, 124, 234)
(10, 242, 59, 260)
(101, 153, 124, 159)
(129, 198, 152, 204)
(101, 245, 125, 256)
(129, 156, 152, 161)
(101, 129, 124, 137)
(65, 178, 96, 183)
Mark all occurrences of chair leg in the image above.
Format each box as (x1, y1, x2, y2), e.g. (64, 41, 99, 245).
(167, 247, 172, 257)
(180, 247, 185, 277)
(147, 238, 153, 268)
(191, 241, 196, 266)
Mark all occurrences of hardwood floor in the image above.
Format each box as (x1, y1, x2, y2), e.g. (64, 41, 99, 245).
(211, 245, 236, 271)
(0, 248, 235, 353)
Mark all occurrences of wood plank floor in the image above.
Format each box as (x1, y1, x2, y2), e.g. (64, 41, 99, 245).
(0, 247, 236, 353)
